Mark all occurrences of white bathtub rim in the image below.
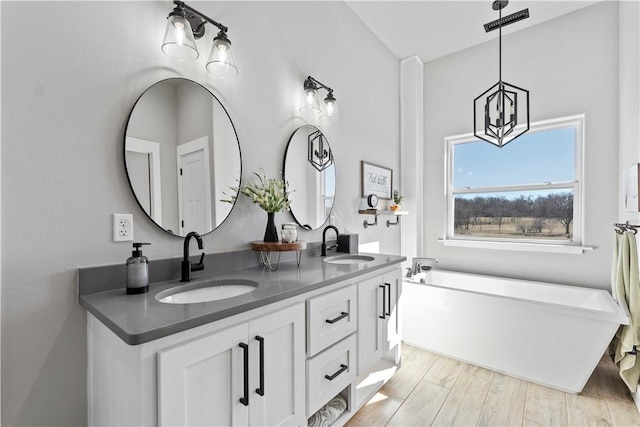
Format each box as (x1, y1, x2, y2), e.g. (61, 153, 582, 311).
(403, 279, 627, 326)
(403, 270, 629, 326)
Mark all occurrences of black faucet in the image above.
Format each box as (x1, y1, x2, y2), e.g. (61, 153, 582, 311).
(321, 225, 339, 256)
(181, 231, 205, 282)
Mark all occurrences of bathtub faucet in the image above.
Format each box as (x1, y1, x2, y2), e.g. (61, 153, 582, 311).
(411, 257, 439, 276)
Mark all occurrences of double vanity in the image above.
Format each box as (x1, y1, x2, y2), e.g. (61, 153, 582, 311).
(80, 250, 405, 426)
(85, 76, 407, 425)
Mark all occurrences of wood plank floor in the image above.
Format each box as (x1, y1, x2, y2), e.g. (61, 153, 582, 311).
(345, 343, 640, 427)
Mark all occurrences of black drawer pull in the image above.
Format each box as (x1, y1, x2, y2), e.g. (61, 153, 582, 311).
(326, 312, 349, 324)
(239, 342, 249, 406)
(325, 364, 348, 381)
(379, 285, 386, 319)
(256, 335, 265, 396)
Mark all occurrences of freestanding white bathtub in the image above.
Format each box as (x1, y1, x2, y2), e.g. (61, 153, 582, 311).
(402, 270, 629, 393)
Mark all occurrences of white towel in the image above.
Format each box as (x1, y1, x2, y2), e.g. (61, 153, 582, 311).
(308, 395, 347, 427)
(611, 231, 640, 392)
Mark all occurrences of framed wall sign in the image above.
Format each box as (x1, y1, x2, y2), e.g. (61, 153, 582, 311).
(361, 161, 393, 199)
(623, 163, 639, 212)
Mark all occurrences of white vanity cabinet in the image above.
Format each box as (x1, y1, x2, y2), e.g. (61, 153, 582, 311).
(356, 276, 384, 374)
(305, 285, 358, 417)
(383, 269, 402, 352)
(357, 269, 402, 375)
(157, 304, 305, 427)
(157, 323, 249, 426)
(87, 302, 305, 427)
(303, 267, 404, 425)
(86, 263, 403, 427)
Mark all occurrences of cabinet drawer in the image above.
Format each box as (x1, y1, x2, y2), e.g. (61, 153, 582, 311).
(307, 285, 357, 356)
(306, 333, 356, 417)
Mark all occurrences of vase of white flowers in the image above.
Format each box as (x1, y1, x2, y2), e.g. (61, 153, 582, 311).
(224, 171, 292, 242)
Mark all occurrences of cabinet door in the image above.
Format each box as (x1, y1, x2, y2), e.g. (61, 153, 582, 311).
(249, 304, 306, 427)
(383, 269, 402, 352)
(157, 323, 249, 427)
(357, 276, 384, 375)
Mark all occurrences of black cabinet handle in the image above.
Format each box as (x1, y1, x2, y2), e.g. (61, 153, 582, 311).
(326, 312, 349, 324)
(239, 342, 249, 406)
(385, 282, 391, 316)
(255, 335, 265, 396)
(325, 364, 348, 381)
(379, 285, 386, 319)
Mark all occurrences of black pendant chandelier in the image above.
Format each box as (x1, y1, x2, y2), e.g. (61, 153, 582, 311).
(474, 1, 530, 148)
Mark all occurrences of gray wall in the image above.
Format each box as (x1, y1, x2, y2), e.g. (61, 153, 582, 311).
(1, 1, 400, 425)
(423, 2, 620, 289)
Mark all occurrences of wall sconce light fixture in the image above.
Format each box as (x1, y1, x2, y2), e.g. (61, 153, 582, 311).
(473, 1, 530, 147)
(299, 76, 339, 122)
(308, 129, 334, 172)
(161, 1, 238, 78)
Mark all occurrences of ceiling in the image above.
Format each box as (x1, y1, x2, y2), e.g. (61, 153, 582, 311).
(345, 1, 604, 63)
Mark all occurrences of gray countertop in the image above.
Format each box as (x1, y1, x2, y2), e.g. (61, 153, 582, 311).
(79, 252, 405, 345)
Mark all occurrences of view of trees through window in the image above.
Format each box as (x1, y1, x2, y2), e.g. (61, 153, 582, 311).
(454, 191, 573, 240)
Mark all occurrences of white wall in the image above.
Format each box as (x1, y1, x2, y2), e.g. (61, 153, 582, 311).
(423, 2, 619, 289)
(0, 1, 400, 425)
(212, 98, 239, 226)
(617, 0, 640, 412)
(0, 2, 3, 419)
(400, 56, 424, 268)
(619, 0, 640, 225)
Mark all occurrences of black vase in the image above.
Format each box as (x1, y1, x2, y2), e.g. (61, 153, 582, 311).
(263, 212, 279, 242)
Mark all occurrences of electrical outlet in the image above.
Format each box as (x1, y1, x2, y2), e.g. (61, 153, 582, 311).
(113, 214, 133, 242)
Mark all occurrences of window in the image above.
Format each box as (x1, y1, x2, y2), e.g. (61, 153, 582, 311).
(445, 115, 584, 248)
(322, 164, 335, 219)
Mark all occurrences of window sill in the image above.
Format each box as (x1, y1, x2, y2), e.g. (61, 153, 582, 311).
(438, 239, 594, 254)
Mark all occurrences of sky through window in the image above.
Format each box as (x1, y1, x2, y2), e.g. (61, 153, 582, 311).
(453, 128, 575, 192)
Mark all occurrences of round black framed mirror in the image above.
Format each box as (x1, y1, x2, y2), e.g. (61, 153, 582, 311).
(124, 78, 241, 237)
(283, 125, 336, 230)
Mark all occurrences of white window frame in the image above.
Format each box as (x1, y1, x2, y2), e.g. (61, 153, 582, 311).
(441, 114, 591, 254)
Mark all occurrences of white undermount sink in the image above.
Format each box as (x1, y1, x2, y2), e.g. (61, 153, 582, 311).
(323, 254, 375, 265)
(156, 279, 259, 304)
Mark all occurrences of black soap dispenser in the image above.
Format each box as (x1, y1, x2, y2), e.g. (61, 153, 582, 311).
(126, 242, 150, 294)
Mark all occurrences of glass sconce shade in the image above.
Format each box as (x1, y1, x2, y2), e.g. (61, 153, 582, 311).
(161, 2, 238, 77)
(161, 14, 199, 61)
(300, 88, 321, 113)
(206, 33, 238, 78)
(320, 93, 339, 122)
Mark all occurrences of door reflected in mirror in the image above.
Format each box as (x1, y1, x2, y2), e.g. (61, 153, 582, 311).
(283, 125, 336, 230)
(124, 78, 241, 237)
